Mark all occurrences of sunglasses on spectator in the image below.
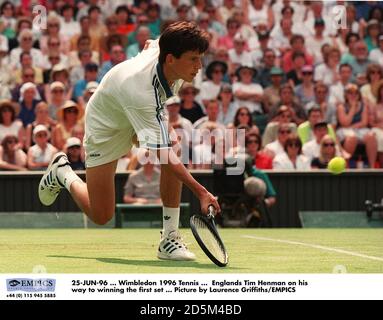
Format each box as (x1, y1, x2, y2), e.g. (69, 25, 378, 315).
(279, 130, 291, 134)
(6, 139, 17, 144)
(64, 108, 78, 114)
(247, 139, 259, 145)
(287, 142, 300, 148)
(22, 37, 32, 41)
(370, 70, 381, 75)
(239, 112, 250, 116)
(23, 73, 34, 78)
(52, 89, 64, 94)
(346, 90, 358, 95)
(323, 142, 335, 147)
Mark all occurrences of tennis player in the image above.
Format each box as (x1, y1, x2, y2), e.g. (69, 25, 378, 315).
(38, 21, 220, 261)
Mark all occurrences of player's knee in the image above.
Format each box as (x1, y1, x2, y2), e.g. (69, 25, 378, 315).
(90, 209, 114, 225)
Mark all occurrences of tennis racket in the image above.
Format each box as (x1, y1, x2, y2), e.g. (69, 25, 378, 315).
(190, 205, 229, 267)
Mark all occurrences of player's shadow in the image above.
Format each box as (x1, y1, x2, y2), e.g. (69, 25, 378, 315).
(48, 255, 242, 270)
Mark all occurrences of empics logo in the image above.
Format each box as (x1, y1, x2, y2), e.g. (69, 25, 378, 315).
(331, 5, 347, 30)
(6, 278, 56, 292)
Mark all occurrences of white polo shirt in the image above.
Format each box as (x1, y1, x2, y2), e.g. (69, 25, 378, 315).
(84, 41, 184, 167)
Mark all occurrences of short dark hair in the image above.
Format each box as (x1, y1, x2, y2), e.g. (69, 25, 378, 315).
(245, 132, 262, 149)
(88, 5, 101, 15)
(159, 21, 209, 65)
(339, 63, 352, 72)
(290, 34, 304, 46)
(0, 101, 16, 123)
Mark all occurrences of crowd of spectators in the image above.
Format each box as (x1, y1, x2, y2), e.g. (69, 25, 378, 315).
(1, 0, 383, 180)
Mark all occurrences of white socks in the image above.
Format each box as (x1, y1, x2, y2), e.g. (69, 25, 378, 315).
(162, 207, 180, 236)
(57, 165, 82, 191)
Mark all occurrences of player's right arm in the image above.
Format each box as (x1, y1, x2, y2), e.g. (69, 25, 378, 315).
(157, 148, 220, 215)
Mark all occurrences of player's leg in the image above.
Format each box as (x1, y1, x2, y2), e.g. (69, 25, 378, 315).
(39, 152, 117, 225)
(69, 161, 118, 225)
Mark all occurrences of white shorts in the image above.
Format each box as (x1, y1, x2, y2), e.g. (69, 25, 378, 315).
(336, 128, 371, 142)
(84, 100, 170, 168)
(372, 127, 383, 152)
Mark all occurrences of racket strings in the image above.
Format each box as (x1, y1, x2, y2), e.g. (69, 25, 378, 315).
(194, 217, 227, 263)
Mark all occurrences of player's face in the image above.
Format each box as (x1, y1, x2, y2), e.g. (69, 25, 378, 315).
(171, 51, 203, 83)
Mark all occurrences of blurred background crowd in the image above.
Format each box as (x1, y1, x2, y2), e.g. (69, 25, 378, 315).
(0, 0, 383, 182)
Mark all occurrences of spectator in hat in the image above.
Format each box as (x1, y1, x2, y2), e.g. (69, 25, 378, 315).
(233, 65, 264, 115)
(52, 100, 84, 151)
(11, 67, 45, 103)
(272, 133, 311, 170)
(197, 60, 228, 109)
(306, 18, 332, 65)
(0, 100, 23, 146)
(73, 63, 99, 102)
(311, 135, 338, 169)
(337, 83, 377, 168)
(294, 65, 315, 106)
(81, 81, 98, 109)
(0, 134, 27, 171)
(179, 83, 205, 124)
(228, 33, 253, 72)
(25, 101, 56, 151)
(217, 84, 238, 126)
(18, 82, 41, 128)
(47, 81, 66, 121)
(263, 67, 285, 113)
(65, 137, 85, 170)
(304, 82, 337, 127)
(364, 19, 380, 53)
(369, 34, 383, 67)
(166, 96, 193, 165)
(27, 124, 57, 170)
(47, 64, 72, 102)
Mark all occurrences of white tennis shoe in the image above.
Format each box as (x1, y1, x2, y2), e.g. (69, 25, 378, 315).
(157, 230, 196, 261)
(38, 152, 69, 206)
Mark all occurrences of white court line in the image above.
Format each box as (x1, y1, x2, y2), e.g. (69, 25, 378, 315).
(242, 235, 383, 263)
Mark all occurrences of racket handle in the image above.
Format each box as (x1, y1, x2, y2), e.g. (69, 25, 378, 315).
(208, 205, 216, 218)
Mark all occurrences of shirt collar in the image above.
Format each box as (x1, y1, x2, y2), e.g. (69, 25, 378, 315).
(156, 63, 173, 98)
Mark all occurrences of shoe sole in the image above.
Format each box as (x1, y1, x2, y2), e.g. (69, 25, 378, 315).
(38, 152, 67, 206)
(157, 251, 196, 261)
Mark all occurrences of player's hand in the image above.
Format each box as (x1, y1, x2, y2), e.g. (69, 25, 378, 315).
(199, 191, 220, 216)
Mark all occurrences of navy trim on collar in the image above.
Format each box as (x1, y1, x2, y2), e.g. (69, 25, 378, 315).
(156, 63, 173, 98)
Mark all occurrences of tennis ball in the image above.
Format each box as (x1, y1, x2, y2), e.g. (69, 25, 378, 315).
(328, 157, 346, 175)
